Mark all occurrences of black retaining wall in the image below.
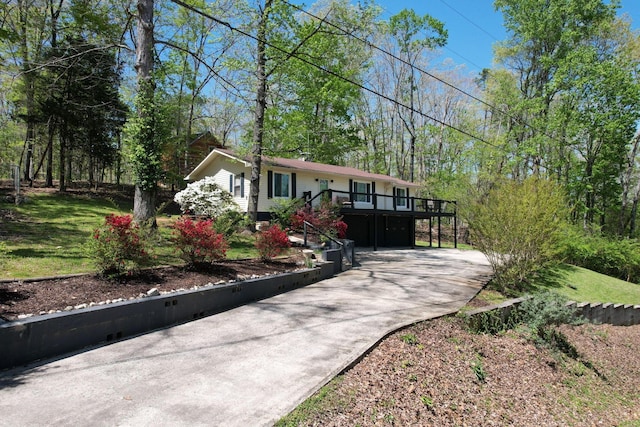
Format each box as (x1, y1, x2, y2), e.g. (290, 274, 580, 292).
(1, 262, 335, 370)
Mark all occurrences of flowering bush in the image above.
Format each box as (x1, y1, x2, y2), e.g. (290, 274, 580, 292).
(89, 214, 151, 276)
(290, 200, 348, 239)
(172, 216, 228, 266)
(174, 176, 240, 217)
(255, 224, 291, 260)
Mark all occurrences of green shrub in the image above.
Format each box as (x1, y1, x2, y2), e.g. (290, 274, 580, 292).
(466, 177, 569, 294)
(516, 291, 582, 343)
(269, 198, 304, 228)
(0, 240, 8, 270)
(213, 210, 250, 238)
(559, 228, 640, 283)
(466, 291, 582, 341)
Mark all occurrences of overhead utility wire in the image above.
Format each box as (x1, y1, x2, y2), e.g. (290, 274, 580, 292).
(169, 0, 499, 148)
(285, 1, 567, 149)
(283, 1, 512, 127)
(438, 0, 501, 41)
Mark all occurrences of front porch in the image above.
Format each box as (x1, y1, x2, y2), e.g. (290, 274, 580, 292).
(305, 189, 457, 250)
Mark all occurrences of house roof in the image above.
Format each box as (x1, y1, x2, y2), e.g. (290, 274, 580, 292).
(186, 148, 420, 188)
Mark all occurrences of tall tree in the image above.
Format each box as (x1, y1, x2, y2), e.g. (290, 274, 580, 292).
(264, 0, 377, 164)
(130, 0, 160, 224)
(494, 0, 618, 178)
(39, 36, 126, 190)
(385, 8, 446, 182)
(247, 0, 271, 228)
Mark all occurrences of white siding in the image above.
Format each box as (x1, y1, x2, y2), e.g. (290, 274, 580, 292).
(189, 152, 415, 215)
(190, 156, 250, 212)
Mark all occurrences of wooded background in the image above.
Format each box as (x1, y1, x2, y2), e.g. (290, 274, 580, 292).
(1, 0, 638, 236)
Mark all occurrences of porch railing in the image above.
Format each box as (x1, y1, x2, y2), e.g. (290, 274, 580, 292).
(302, 220, 354, 267)
(305, 189, 456, 215)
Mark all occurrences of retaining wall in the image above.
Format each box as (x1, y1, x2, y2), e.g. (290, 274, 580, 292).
(0, 262, 335, 370)
(465, 298, 640, 327)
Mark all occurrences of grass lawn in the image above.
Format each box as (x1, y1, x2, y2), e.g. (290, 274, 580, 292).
(415, 240, 474, 250)
(0, 191, 259, 279)
(547, 264, 640, 305)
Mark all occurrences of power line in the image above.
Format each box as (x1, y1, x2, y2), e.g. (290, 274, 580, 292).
(283, 1, 567, 151)
(438, 0, 501, 41)
(283, 1, 508, 127)
(168, 0, 499, 149)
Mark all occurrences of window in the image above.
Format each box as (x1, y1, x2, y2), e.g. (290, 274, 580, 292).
(274, 172, 290, 198)
(234, 175, 243, 197)
(353, 181, 371, 203)
(319, 179, 329, 192)
(229, 173, 245, 198)
(396, 188, 407, 207)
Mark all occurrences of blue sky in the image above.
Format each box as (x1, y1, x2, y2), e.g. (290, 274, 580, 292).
(374, 0, 640, 75)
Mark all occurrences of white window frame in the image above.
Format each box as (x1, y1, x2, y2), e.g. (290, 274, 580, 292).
(353, 181, 371, 203)
(234, 175, 243, 197)
(273, 172, 290, 198)
(396, 187, 408, 208)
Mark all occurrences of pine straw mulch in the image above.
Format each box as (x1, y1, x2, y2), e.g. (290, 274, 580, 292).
(286, 315, 640, 426)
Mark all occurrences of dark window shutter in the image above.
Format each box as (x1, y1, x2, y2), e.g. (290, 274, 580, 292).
(371, 182, 375, 194)
(267, 170, 273, 199)
(240, 172, 245, 198)
(367, 183, 371, 202)
(229, 174, 233, 193)
(349, 179, 353, 201)
(393, 187, 396, 209)
(291, 173, 297, 199)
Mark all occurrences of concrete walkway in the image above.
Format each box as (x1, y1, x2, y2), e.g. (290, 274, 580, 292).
(0, 249, 491, 427)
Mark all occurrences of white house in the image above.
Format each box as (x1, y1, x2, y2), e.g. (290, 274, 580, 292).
(185, 148, 455, 248)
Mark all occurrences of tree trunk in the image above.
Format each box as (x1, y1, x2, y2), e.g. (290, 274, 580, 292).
(59, 126, 66, 191)
(133, 0, 156, 225)
(247, 0, 272, 230)
(45, 121, 54, 187)
(18, 0, 35, 186)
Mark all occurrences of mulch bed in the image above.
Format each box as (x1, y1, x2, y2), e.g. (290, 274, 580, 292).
(293, 317, 640, 425)
(0, 258, 302, 321)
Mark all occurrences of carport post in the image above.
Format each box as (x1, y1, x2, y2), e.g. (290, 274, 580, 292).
(454, 201, 458, 249)
(411, 215, 416, 249)
(373, 214, 378, 251)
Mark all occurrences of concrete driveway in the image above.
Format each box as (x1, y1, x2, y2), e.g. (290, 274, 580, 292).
(0, 248, 491, 427)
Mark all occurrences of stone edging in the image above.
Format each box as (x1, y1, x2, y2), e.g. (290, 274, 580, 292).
(0, 262, 335, 371)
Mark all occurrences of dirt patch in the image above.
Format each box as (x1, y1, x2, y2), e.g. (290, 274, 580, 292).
(0, 258, 303, 321)
(290, 316, 640, 426)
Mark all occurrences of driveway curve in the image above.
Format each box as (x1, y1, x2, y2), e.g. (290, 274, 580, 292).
(0, 248, 491, 427)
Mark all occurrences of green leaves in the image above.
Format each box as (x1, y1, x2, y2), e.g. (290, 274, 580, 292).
(467, 178, 569, 293)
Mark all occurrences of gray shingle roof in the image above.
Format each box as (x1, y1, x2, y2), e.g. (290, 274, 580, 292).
(215, 148, 419, 188)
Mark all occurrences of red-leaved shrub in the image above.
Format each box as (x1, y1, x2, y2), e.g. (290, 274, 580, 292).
(89, 214, 151, 276)
(172, 216, 228, 266)
(290, 200, 348, 239)
(255, 224, 291, 260)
